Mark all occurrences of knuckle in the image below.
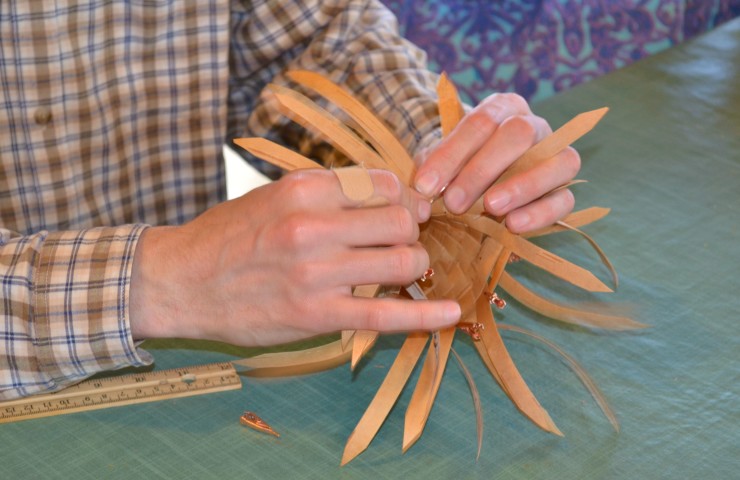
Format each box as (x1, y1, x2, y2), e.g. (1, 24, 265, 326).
(561, 147, 582, 177)
(274, 213, 312, 249)
(492, 92, 529, 112)
(289, 260, 320, 288)
(390, 248, 415, 276)
(389, 206, 417, 241)
(372, 169, 403, 204)
(466, 108, 499, 135)
(279, 171, 315, 204)
(500, 115, 538, 145)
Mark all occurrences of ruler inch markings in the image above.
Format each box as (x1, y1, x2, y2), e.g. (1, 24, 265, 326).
(0, 362, 241, 424)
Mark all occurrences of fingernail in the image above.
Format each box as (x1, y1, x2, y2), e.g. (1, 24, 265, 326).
(486, 190, 511, 214)
(417, 199, 431, 221)
(507, 211, 530, 232)
(444, 185, 466, 213)
(415, 170, 439, 197)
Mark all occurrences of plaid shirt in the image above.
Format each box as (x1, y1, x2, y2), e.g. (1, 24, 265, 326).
(0, 0, 442, 399)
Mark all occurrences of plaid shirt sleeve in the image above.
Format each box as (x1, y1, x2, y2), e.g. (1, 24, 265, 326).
(0, 226, 152, 400)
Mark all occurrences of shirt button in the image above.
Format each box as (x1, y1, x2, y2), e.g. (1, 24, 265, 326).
(34, 107, 52, 125)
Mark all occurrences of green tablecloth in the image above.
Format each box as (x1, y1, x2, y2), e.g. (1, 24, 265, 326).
(2, 19, 738, 480)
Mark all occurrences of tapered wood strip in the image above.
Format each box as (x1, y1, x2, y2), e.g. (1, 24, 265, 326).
(341, 332, 429, 466)
(498, 324, 620, 432)
(437, 72, 466, 136)
(233, 137, 323, 171)
(474, 297, 563, 436)
(402, 327, 456, 453)
(450, 347, 484, 460)
(496, 107, 608, 185)
(554, 220, 619, 288)
(287, 70, 414, 185)
(234, 340, 351, 377)
(472, 333, 505, 391)
(462, 214, 612, 292)
(267, 84, 388, 171)
(341, 330, 355, 351)
(524, 207, 611, 238)
(475, 238, 504, 297)
(487, 246, 512, 294)
(351, 330, 380, 371)
(499, 272, 646, 330)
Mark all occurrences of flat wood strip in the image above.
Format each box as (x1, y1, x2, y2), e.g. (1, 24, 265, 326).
(524, 207, 611, 238)
(341, 332, 429, 466)
(497, 107, 609, 185)
(233, 340, 350, 377)
(499, 272, 646, 330)
(462, 214, 612, 292)
(402, 326, 456, 452)
(268, 84, 389, 170)
(287, 70, 415, 185)
(474, 297, 563, 436)
(233, 137, 323, 171)
(437, 72, 466, 136)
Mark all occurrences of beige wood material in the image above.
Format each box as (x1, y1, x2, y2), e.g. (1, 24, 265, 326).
(474, 297, 563, 436)
(498, 324, 620, 432)
(524, 207, 611, 238)
(341, 332, 429, 466)
(402, 326, 456, 452)
(462, 214, 612, 292)
(287, 70, 414, 184)
(268, 84, 389, 170)
(233, 137, 323, 171)
(499, 272, 646, 330)
(233, 340, 351, 377)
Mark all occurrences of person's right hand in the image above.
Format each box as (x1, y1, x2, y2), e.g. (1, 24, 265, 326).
(129, 168, 461, 347)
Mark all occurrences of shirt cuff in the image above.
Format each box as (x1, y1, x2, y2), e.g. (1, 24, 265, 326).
(30, 225, 153, 395)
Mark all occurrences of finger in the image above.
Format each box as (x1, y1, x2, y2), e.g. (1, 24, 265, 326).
(294, 243, 429, 288)
(334, 206, 421, 247)
(442, 114, 551, 214)
(333, 243, 430, 287)
(484, 146, 581, 217)
(505, 188, 576, 234)
(271, 205, 421, 253)
(280, 168, 430, 222)
(361, 169, 431, 223)
(335, 296, 461, 332)
(413, 93, 531, 198)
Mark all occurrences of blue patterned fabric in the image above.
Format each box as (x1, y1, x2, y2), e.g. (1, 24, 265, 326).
(382, 0, 740, 103)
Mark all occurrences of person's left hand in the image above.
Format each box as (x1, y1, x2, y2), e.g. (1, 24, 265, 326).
(413, 92, 581, 233)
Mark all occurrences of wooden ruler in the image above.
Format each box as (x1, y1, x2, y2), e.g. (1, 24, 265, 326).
(0, 362, 241, 424)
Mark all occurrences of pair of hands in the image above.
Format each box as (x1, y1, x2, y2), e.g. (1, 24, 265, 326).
(130, 93, 580, 346)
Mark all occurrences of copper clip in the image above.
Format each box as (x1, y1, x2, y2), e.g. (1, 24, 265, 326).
(420, 268, 435, 282)
(486, 291, 507, 309)
(457, 322, 485, 341)
(240, 411, 280, 438)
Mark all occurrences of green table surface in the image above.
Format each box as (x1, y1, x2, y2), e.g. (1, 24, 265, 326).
(2, 19, 738, 480)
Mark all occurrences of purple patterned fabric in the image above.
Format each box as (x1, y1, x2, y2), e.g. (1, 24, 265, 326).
(382, 0, 740, 103)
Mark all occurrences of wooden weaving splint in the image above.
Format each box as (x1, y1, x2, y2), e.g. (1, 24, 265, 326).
(232, 70, 646, 465)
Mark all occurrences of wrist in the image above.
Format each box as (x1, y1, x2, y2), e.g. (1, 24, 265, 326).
(130, 225, 187, 340)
